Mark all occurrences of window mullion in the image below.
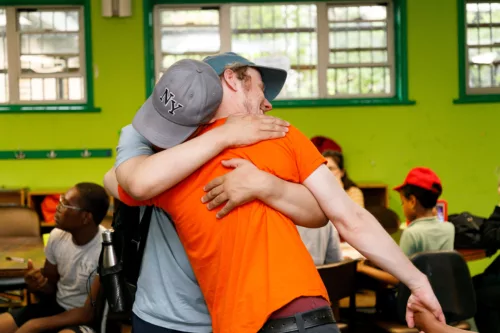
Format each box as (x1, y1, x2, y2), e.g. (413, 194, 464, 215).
(316, 2, 329, 98)
(6, 7, 20, 103)
(387, 0, 396, 97)
(220, 4, 231, 52)
(78, 7, 86, 102)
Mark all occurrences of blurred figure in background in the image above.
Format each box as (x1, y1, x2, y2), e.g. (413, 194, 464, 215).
(311, 136, 364, 207)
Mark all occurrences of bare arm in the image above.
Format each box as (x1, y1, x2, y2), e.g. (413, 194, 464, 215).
(303, 165, 444, 327)
(303, 165, 424, 287)
(104, 167, 119, 199)
(115, 115, 289, 200)
(202, 159, 327, 227)
(17, 277, 100, 333)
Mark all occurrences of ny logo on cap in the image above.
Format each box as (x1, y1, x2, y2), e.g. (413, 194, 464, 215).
(160, 87, 184, 115)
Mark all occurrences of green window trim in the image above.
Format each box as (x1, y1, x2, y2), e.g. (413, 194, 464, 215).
(455, 0, 500, 104)
(0, 148, 112, 160)
(143, 0, 414, 108)
(0, 0, 99, 113)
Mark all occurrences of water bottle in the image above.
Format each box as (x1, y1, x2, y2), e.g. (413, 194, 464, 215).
(102, 231, 117, 267)
(101, 230, 127, 314)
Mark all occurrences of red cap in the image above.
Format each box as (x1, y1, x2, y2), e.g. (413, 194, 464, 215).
(311, 136, 342, 154)
(393, 167, 442, 193)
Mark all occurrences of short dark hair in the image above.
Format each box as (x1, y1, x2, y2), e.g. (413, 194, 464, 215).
(75, 182, 110, 225)
(400, 184, 442, 209)
(322, 150, 357, 190)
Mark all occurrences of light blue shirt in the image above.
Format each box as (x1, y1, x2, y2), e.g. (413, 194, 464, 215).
(115, 125, 211, 332)
(400, 216, 455, 257)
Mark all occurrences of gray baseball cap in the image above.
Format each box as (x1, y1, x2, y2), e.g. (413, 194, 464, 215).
(132, 59, 223, 149)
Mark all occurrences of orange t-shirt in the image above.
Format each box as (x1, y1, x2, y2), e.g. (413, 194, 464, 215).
(118, 118, 329, 333)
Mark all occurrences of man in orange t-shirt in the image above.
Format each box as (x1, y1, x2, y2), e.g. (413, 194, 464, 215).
(113, 53, 445, 333)
(119, 119, 332, 332)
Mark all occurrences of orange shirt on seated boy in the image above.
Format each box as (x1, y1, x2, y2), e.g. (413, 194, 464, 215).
(118, 119, 330, 333)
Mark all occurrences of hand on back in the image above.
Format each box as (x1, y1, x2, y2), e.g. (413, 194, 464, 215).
(222, 114, 289, 147)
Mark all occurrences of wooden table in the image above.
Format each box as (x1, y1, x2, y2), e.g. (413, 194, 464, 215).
(0, 237, 45, 278)
(457, 248, 487, 262)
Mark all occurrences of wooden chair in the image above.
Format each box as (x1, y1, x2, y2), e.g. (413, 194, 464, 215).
(0, 205, 40, 237)
(317, 259, 358, 331)
(0, 206, 41, 308)
(376, 251, 475, 332)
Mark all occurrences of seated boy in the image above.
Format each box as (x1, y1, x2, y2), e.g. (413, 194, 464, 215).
(0, 183, 109, 333)
(357, 168, 455, 316)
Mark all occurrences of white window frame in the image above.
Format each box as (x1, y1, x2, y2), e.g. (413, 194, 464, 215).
(153, 1, 396, 100)
(2, 5, 87, 105)
(464, 0, 500, 95)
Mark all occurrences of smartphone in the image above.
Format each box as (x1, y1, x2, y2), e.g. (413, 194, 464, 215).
(436, 199, 448, 222)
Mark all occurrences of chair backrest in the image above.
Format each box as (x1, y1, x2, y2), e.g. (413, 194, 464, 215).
(396, 251, 476, 324)
(366, 206, 400, 235)
(317, 259, 358, 302)
(0, 206, 40, 237)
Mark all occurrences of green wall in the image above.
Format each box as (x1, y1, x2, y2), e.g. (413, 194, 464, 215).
(0, 0, 499, 274)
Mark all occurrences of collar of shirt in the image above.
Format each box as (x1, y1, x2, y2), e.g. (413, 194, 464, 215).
(407, 216, 440, 228)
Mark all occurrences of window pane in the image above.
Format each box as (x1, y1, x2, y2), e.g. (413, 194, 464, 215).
(15, 8, 85, 103)
(328, 3, 392, 97)
(162, 54, 207, 69)
(160, 27, 220, 54)
(156, 7, 220, 75)
(21, 33, 79, 55)
(327, 66, 390, 96)
(161, 10, 218, 26)
(466, 2, 500, 90)
(19, 10, 79, 32)
(21, 55, 80, 74)
(231, 4, 318, 99)
(19, 77, 83, 101)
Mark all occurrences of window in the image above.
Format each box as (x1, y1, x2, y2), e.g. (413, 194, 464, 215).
(230, 4, 318, 99)
(0, 3, 96, 112)
(327, 4, 393, 97)
(154, 8, 221, 80)
(148, 0, 411, 107)
(457, 1, 500, 103)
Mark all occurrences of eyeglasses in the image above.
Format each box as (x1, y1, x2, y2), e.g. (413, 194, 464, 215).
(59, 196, 83, 211)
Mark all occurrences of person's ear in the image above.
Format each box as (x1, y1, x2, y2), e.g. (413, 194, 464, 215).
(409, 195, 417, 210)
(82, 211, 93, 225)
(222, 69, 238, 92)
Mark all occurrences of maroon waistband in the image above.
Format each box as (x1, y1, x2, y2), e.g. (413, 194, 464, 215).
(269, 296, 330, 319)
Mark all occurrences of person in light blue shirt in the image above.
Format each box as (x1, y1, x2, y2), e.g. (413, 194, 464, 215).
(113, 125, 211, 332)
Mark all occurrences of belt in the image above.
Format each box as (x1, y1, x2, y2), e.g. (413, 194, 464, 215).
(259, 306, 336, 333)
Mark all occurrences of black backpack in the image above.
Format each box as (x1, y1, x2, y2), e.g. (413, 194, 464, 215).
(448, 212, 485, 249)
(98, 200, 153, 321)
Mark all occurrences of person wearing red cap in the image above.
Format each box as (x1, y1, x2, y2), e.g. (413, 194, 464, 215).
(394, 167, 454, 257)
(357, 167, 455, 319)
